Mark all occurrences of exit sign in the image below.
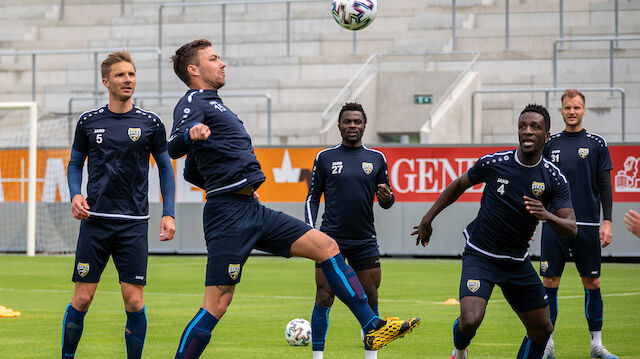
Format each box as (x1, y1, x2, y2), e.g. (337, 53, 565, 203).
(414, 95, 433, 104)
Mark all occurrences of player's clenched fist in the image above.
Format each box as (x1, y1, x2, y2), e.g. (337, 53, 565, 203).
(189, 123, 211, 141)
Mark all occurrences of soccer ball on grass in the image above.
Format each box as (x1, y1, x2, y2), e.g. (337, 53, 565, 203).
(331, 0, 378, 31)
(284, 318, 312, 346)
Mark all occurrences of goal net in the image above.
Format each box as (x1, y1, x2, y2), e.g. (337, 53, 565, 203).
(0, 102, 78, 255)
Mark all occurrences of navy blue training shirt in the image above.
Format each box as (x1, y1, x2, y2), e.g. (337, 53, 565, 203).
(544, 129, 612, 225)
(70, 105, 169, 219)
(305, 144, 394, 240)
(465, 149, 573, 261)
(167, 89, 265, 196)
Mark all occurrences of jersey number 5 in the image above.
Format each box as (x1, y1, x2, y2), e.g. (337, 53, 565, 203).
(96, 134, 103, 144)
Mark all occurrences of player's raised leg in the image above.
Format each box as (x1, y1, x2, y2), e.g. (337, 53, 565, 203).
(175, 285, 233, 359)
(291, 229, 420, 350)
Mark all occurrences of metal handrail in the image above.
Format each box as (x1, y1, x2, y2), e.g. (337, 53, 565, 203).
(0, 47, 161, 102)
(426, 51, 479, 130)
(552, 36, 640, 94)
(320, 53, 378, 129)
(158, 0, 323, 102)
(321, 51, 480, 130)
(470, 87, 626, 143)
(68, 92, 274, 145)
(508, 0, 620, 51)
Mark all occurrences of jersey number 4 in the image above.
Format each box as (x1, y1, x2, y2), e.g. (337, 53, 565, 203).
(497, 184, 505, 195)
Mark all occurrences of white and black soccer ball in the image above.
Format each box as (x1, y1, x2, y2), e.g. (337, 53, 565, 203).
(284, 318, 312, 346)
(331, 0, 378, 31)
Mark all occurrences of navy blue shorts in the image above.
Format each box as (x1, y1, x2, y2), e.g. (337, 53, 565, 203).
(203, 194, 312, 286)
(315, 235, 380, 271)
(540, 223, 601, 278)
(72, 218, 148, 285)
(460, 247, 548, 313)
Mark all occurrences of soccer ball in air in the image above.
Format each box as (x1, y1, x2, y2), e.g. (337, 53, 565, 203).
(284, 318, 312, 346)
(331, 0, 378, 31)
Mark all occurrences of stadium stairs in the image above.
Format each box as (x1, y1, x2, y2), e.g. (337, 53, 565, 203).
(0, 0, 638, 145)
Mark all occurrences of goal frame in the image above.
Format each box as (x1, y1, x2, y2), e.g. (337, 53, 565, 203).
(0, 102, 38, 256)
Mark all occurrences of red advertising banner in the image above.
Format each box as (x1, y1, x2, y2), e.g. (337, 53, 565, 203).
(0, 145, 638, 203)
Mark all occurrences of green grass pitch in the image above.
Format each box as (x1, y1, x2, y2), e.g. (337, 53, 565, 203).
(0, 255, 638, 358)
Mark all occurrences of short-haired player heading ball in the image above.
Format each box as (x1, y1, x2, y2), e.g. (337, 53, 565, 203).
(413, 104, 577, 359)
(167, 39, 420, 359)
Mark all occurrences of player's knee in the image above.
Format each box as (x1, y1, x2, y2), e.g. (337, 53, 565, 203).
(315, 288, 335, 307)
(72, 292, 94, 311)
(124, 296, 144, 312)
(459, 310, 483, 331)
(529, 320, 553, 344)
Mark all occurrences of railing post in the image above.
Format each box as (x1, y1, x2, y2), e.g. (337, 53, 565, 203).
(222, 4, 226, 57)
(59, 0, 65, 20)
(505, 0, 509, 51)
(609, 40, 614, 97)
(559, 0, 563, 49)
(471, 92, 476, 144)
(545, 90, 549, 110)
(267, 95, 272, 145)
(452, 0, 456, 51)
(31, 54, 36, 101)
(158, 5, 164, 104)
(352, 31, 357, 55)
(286, 1, 291, 56)
(121, 0, 125, 15)
(94, 52, 99, 106)
(615, 0, 619, 48)
(621, 89, 625, 142)
(553, 40, 558, 96)
(182, 0, 186, 15)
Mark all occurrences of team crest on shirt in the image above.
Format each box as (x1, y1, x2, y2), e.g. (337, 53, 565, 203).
(77, 262, 90, 277)
(531, 181, 545, 197)
(578, 147, 589, 159)
(467, 279, 480, 293)
(128, 127, 141, 142)
(540, 261, 549, 274)
(362, 162, 373, 175)
(228, 264, 240, 280)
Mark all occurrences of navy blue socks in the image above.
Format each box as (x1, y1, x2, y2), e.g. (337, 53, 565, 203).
(311, 304, 331, 351)
(452, 317, 475, 350)
(545, 286, 559, 327)
(175, 308, 219, 359)
(61, 303, 87, 358)
(318, 254, 379, 333)
(585, 288, 603, 331)
(125, 306, 147, 359)
(517, 335, 545, 359)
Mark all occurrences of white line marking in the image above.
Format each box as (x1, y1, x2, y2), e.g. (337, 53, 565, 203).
(1, 288, 639, 305)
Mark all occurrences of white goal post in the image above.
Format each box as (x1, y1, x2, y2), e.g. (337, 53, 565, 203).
(0, 102, 37, 256)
